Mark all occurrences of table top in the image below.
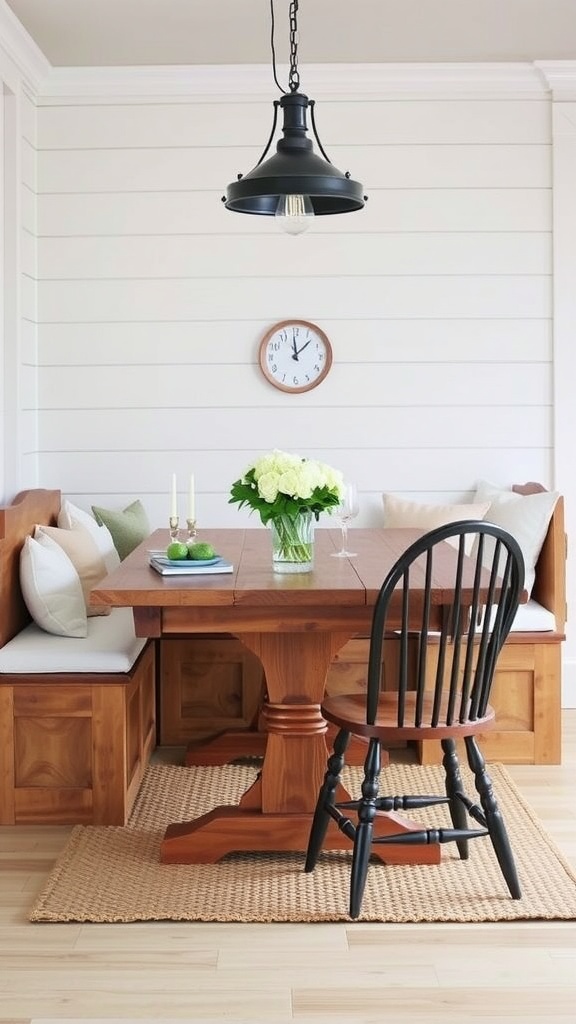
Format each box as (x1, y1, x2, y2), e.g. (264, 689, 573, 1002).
(91, 526, 473, 613)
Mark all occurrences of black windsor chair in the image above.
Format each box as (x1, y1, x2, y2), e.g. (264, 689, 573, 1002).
(304, 520, 525, 919)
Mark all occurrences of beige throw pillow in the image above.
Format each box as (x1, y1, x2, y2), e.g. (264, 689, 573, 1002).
(35, 523, 110, 616)
(382, 493, 491, 554)
(58, 499, 121, 573)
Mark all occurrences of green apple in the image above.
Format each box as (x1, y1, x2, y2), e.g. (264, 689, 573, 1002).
(187, 541, 216, 560)
(166, 541, 189, 561)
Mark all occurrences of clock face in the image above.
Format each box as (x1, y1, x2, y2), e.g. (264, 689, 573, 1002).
(258, 320, 332, 393)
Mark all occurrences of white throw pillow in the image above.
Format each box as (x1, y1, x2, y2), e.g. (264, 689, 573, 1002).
(382, 494, 491, 554)
(58, 499, 120, 573)
(20, 533, 88, 638)
(473, 481, 559, 597)
(34, 522, 110, 617)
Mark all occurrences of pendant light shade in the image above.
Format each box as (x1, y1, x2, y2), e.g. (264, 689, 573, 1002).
(223, 1, 366, 232)
(224, 92, 365, 218)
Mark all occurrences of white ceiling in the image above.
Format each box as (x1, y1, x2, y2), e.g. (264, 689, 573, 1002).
(4, 0, 576, 68)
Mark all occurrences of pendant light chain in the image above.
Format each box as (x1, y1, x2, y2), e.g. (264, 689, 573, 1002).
(224, 0, 366, 218)
(288, 0, 300, 93)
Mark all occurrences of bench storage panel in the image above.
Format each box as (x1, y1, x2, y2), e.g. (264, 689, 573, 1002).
(0, 642, 155, 825)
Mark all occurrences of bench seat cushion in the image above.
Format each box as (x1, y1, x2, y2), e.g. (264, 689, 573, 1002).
(475, 599, 556, 635)
(510, 598, 556, 632)
(0, 607, 147, 674)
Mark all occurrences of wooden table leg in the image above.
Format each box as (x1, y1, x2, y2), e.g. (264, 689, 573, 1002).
(161, 632, 440, 865)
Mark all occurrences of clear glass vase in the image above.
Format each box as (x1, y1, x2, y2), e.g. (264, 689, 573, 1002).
(270, 512, 315, 573)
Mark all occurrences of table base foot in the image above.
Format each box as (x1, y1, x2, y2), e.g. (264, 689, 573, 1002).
(160, 806, 441, 865)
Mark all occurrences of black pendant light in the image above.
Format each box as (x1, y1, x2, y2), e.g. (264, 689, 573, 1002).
(223, 0, 366, 235)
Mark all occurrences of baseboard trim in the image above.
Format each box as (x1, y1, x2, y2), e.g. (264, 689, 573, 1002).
(562, 657, 576, 708)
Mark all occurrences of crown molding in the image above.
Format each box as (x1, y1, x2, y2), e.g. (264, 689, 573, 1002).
(0, 0, 51, 94)
(34, 61, 551, 102)
(535, 61, 576, 100)
(0, 4, 571, 107)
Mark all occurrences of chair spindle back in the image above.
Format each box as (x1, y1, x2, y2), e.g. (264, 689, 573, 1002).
(366, 521, 525, 729)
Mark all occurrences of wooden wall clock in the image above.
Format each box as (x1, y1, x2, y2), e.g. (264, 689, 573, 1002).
(258, 320, 333, 393)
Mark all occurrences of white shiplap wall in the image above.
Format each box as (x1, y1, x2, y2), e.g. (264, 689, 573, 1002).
(0, 31, 40, 496)
(19, 88, 39, 485)
(33, 81, 553, 531)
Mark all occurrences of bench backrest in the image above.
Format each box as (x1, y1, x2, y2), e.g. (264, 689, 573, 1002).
(0, 488, 61, 648)
(531, 495, 566, 633)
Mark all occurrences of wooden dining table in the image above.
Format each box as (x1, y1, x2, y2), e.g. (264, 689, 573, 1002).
(91, 525, 473, 866)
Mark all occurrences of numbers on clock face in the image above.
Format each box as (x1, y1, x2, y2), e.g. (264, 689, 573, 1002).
(262, 324, 329, 391)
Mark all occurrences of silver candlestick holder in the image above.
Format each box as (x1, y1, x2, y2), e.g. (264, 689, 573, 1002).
(186, 517, 197, 540)
(169, 515, 180, 541)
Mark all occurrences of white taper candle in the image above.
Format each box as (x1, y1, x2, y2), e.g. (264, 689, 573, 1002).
(189, 474, 195, 520)
(170, 473, 178, 518)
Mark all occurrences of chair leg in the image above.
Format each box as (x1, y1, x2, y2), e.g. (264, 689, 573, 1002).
(465, 736, 522, 899)
(441, 737, 469, 860)
(349, 738, 381, 919)
(304, 728, 350, 872)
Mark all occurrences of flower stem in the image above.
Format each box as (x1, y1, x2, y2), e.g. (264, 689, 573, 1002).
(271, 513, 314, 565)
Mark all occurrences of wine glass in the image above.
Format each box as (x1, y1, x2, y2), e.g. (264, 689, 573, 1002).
(331, 482, 360, 557)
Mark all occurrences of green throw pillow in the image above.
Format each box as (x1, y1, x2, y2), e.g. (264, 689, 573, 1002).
(91, 500, 150, 560)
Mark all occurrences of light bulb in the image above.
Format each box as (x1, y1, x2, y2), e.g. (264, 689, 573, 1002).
(275, 194, 314, 235)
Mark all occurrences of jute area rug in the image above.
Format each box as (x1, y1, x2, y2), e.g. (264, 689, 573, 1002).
(30, 762, 576, 924)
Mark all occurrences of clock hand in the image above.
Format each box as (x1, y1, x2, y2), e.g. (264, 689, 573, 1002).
(295, 339, 312, 356)
(291, 335, 299, 361)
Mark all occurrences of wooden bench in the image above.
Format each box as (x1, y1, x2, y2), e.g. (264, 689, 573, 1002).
(0, 488, 156, 825)
(328, 491, 567, 765)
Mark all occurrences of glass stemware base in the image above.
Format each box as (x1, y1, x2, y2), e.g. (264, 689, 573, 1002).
(331, 519, 357, 557)
(331, 482, 359, 557)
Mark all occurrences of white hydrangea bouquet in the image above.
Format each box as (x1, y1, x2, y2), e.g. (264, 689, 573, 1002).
(229, 449, 344, 568)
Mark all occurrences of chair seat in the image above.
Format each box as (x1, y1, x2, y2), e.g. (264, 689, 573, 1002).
(321, 691, 496, 741)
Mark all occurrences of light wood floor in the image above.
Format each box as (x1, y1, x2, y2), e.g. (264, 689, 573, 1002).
(1, 713, 575, 1024)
